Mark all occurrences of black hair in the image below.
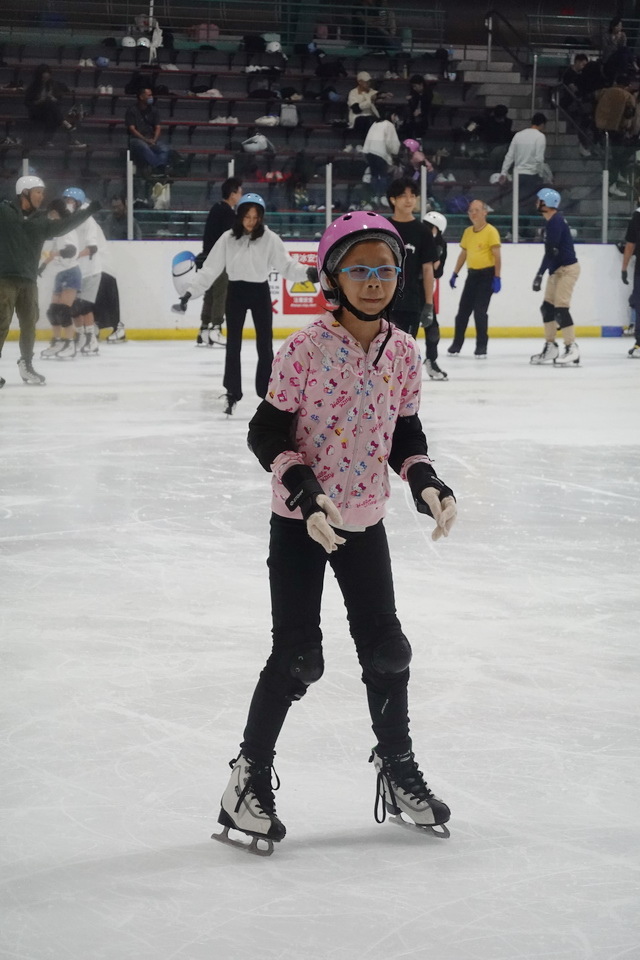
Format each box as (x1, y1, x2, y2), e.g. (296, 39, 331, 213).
(574, 53, 589, 63)
(231, 203, 265, 241)
(221, 176, 243, 199)
(47, 198, 69, 217)
(387, 176, 418, 207)
(110, 193, 126, 204)
(532, 112, 548, 126)
(493, 104, 509, 117)
(614, 72, 632, 86)
(609, 17, 622, 32)
(409, 73, 424, 86)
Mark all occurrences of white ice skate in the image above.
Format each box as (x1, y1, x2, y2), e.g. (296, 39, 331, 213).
(106, 322, 126, 343)
(424, 359, 448, 380)
(40, 338, 64, 359)
(213, 754, 286, 857)
(554, 342, 580, 367)
(530, 341, 559, 365)
(55, 340, 76, 360)
(80, 327, 99, 356)
(17, 358, 46, 384)
(208, 325, 226, 348)
(370, 748, 450, 838)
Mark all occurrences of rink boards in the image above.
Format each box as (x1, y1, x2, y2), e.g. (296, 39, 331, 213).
(6, 240, 629, 340)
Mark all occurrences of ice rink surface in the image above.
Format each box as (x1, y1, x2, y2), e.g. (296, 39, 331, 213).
(1, 336, 639, 960)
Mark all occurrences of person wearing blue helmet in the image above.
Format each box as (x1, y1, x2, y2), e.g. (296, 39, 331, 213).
(62, 187, 103, 357)
(173, 194, 316, 414)
(531, 188, 581, 367)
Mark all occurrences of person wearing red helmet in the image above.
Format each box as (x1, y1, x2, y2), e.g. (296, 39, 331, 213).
(213, 210, 457, 856)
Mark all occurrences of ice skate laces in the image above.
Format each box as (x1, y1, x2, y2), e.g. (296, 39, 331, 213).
(371, 750, 435, 824)
(231, 755, 280, 817)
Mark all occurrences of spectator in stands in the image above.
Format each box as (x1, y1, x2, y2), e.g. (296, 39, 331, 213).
(125, 87, 170, 174)
(402, 74, 434, 141)
(346, 72, 380, 150)
(194, 176, 243, 347)
(24, 64, 84, 148)
(601, 18, 637, 84)
(499, 113, 547, 238)
(363, 107, 401, 207)
(479, 104, 513, 168)
(103, 195, 142, 240)
(595, 75, 638, 198)
(351, 0, 398, 54)
(560, 55, 595, 158)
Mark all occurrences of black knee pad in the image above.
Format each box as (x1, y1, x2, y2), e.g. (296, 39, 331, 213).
(540, 301, 555, 324)
(426, 319, 440, 345)
(371, 634, 412, 675)
(555, 307, 573, 329)
(58, 304, 73, 328)
(290, 646, 324, 686)
(71, 298, 94, 318)
(46, 304, 60, 325)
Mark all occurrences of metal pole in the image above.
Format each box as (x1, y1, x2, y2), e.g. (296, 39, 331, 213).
(512, 166, 520, 244)
(554, 96, 559, 146)
(420, 163, 427, 220)
(530, 54, 538, 116)
(486, 15, 492, 66)
(22, 157, 29, 176)
(602, 133, 609, 245)
(126, 150, 134, 240)
(325, 162, 332, 228)
(227, 158, 235, 177)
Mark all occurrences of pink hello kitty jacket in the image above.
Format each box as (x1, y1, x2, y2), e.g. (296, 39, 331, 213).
(261, 312, 433, 529)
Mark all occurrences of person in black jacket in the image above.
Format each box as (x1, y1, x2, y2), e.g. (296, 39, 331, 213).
(0, 175, 99, 387)
(195, 177, 243, 347)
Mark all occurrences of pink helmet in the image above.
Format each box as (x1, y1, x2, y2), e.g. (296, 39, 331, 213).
(402, 138, 420, 153)
(317, 211, 405, 308)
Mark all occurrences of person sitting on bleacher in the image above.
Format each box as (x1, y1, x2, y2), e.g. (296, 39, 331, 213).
(24, 64, 84, 149)
(125, 87, 170, 174)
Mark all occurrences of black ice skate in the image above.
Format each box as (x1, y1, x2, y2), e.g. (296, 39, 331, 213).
(213, 753, 286, 857)
(424, 359, 448, 380)
(370, 748, 450, 838)
(222, 393, 237, 416)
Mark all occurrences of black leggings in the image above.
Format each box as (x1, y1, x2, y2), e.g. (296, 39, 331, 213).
(223, 280, 273, 402)
(241, 515, 413, 762)
(392, 309, 441, 362)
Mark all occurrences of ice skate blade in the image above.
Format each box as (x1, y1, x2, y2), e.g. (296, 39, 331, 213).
(212, 826, 276, 857)
(388, 814, 450, 839)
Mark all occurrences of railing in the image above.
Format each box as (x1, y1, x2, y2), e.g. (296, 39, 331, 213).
(0, 0, 447, 50)
(525, 15, 640, 52)
(485, 9, 536, 77)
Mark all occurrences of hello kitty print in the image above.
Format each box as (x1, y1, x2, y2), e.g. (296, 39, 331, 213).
(267, 313, 430, 528)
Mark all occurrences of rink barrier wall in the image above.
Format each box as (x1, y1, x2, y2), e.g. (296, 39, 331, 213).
(7, 240, 630, 341)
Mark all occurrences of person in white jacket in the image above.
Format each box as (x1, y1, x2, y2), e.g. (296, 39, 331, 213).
(173, 194, 317, 415)
(363, 109, 401, 207)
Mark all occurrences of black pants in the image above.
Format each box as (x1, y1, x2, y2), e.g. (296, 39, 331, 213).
(451, 267, 494, 353)
(223, 280, 273, 402)
(392, 309, 442, 362)
(241, 515, 412, 763)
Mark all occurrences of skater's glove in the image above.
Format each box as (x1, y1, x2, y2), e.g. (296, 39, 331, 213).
(622, 269, 629, 285)
(171, 292, 191, 313)
(283, 464, 346, 554)
(194, 252, 206, 270)
(59, 245, 75, 259)
(492, 276, 501, 293)
(532, 274, 543, 292)
(37, 261, 47, 277)
(408, 463, 456, 541)
(306, 266, 319, 284)
(449, 273, 458, 289)
(87, 199, 101, 214)
(420, 303, 434, 327)
(421, 488, 457, 541)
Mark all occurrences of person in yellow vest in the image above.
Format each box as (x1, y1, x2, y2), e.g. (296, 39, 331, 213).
(447, 199, 502, 358)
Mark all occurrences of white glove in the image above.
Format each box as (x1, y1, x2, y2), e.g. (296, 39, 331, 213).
(306, 495, 346, 553)
(421, 489, 457, 542)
